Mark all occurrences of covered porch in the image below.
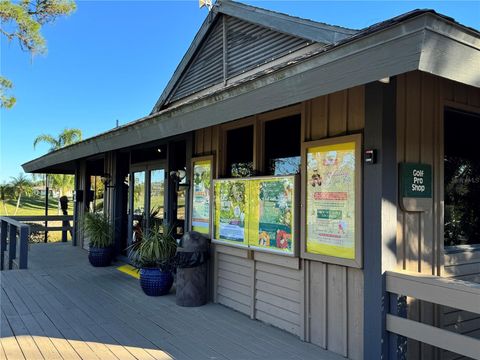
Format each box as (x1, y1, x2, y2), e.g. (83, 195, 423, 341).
(0, 242, 342, 360)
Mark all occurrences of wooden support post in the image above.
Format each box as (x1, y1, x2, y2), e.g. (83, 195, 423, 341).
(388, 293, 400, 360)
(1, 220, 7, 270)
(8, 224, 16, 269)
(363, 79, 398, 359)
(18, 225, 29, 269)
(62, 221, 68, 242)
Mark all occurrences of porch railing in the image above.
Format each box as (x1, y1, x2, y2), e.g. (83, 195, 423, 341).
(10, 215, 73, 242)
(0, 215, 74, 270)
(0, 217, 30, 270)
(386, 270, 480, 360)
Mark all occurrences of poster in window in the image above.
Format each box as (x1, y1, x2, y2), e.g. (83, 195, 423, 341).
(214, 179, 249, 246)
(304, 135, 361, 266)
(191, 159, 212, 235)
(248, 177, 296, 255)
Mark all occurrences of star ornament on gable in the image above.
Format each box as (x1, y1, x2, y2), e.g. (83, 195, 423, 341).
(199, 0, 213, 11)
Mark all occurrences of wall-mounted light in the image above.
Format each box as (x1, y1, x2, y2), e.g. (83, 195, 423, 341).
(169, 169, 186, 182)
(101, 173, 115, 188)
(170, 169, 188, 192)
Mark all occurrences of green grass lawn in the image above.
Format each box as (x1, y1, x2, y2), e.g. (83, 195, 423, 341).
(0, 196, 74, 216)
(1, 196, 74, 242)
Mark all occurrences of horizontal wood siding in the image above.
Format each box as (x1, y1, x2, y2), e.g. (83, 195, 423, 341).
(396, 71, 480, 360)
(254, 261, 301, 336)
(217, 252, 253, 316)
(195, 85, 365, 359)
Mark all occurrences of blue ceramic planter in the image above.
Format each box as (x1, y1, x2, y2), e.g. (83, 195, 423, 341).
(88, 246, 112, 267)
(140, 268, 173, 296)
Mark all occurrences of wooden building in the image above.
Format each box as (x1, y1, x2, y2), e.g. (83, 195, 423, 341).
(23, 2, 480, 359)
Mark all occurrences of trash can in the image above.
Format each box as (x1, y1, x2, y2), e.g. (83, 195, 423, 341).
(175, 231, 209, 307)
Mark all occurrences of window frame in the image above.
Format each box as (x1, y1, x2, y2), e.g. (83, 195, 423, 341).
(443, 102, 480, 251)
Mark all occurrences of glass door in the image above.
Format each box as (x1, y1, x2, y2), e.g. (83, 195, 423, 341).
(129, 164, 166, 246)
(149, 169, 165, 229)
(131, 171, 146, 243)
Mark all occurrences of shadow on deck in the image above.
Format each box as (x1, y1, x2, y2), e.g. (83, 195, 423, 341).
(1, 242, 344, 360)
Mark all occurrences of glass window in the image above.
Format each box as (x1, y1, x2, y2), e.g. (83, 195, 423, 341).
(89, 176, 104, 213)
(264, 115, 301, 176)
(444, 108, 480, 246)
(132, 171, 146, 242)
(226, 125, 254, 177)
(150, 169, 165, 227)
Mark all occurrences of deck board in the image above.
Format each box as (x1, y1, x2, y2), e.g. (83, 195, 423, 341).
(1, 242, 344, 360)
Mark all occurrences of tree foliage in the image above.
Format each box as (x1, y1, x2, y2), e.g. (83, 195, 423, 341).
(33, 128, 82, 196)
(0, 0, 76, 108)
(10, 172, 33, 215)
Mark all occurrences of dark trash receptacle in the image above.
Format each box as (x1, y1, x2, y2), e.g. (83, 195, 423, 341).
(175, 231, 209, 307)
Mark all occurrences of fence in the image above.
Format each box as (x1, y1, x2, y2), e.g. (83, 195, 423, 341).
(0, 215, 73, 270)
(386, 270, 480, 360)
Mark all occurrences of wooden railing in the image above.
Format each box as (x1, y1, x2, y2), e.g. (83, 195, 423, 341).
(9, 215, 73, 242)
(0, 217, 30, 270)
(0, 215, 74, 270)
(386, 270, 480, 360)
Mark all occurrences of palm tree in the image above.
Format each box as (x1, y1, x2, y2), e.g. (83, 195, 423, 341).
(33, 128, 82, 152)
(10, 173, 33, 215)
(33, 128, 82, 200)
(0, 182, 13, 215)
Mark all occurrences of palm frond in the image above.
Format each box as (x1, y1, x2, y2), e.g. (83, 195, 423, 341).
(33, 134, 59, 151)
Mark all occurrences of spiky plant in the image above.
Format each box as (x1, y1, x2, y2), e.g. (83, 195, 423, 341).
(83, 212, 113, 248)
(127, 224, 177, 270)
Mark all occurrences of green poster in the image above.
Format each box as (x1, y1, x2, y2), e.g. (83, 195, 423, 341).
(248, 177, 295, 254)
(192, 160, 211, 234)
(214, 179, 249, 245)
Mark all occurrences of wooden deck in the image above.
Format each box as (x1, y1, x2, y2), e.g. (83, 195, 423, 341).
(0, 242, 343, 360)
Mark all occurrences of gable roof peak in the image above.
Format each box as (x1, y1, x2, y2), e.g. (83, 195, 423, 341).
(151, 0, 358, 114)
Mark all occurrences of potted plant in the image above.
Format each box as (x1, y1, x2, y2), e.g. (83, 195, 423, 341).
(127, 224, 177, 296)
(83, 212, 114, 267)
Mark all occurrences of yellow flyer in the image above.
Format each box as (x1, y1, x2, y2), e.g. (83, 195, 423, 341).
(191, 160, 211, 234)
(306, 142, 356, 259)
(214, 179, 249, 246)
(248, 177, 295, 254)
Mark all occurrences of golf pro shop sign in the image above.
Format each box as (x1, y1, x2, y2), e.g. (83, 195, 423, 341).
(399, 163, 433, 211)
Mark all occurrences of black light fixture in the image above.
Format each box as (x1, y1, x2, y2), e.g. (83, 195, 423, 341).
(100, 173, 115, 188)
(170, 169, 188, 192)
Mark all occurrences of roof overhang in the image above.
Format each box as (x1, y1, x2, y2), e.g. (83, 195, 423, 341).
(23, 12, 480, 174)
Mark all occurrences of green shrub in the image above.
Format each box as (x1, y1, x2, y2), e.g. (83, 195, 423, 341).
(83, 212, 113, 248)
(127, 224, 177, 270)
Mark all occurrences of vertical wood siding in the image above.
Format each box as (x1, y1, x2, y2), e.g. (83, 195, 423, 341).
(195, 85, 365, 359)
(396, 71, 480, 360)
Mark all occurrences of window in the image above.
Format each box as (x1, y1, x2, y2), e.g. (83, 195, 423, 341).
(89, 176, 104, 213)
(444, 108, 480, 246)
(264, 115, 301, 176)
(226, 125, 254, 177)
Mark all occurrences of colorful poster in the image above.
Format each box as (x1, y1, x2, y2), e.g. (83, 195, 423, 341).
(214, 180, 249, 245)
(306, 142, 356, 259)
(191, 160, 211, 234)
(248, 177, 295, 254)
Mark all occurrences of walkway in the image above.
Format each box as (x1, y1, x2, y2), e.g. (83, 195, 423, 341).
(1, 242, 343, 360)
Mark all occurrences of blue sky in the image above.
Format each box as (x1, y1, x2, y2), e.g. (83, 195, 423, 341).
(1, 0, 479, 182)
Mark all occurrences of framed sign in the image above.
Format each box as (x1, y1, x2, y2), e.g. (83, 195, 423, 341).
(301, 134, 362, 268)
(399, 162, 432, 212)
(213, 178, 249, 247)
(190, 156, 215, 236)
(212, 175, 299, 256)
